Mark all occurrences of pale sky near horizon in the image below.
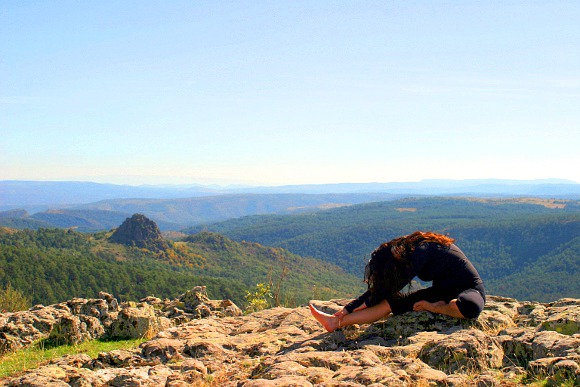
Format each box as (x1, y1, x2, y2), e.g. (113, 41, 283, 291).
(1, 1, 579, 186)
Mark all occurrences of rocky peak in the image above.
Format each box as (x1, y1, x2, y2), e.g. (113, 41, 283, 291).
(109, 213, 168, 252)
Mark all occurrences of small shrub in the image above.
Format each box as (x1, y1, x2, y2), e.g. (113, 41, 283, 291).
(245, 283, 272, 313)
(0, 283, 31, 313)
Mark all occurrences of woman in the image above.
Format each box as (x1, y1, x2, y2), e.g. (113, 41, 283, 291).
(309, 231, 485, 332)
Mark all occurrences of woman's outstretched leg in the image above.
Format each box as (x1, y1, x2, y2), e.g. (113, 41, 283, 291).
(309, 300, 392, 332)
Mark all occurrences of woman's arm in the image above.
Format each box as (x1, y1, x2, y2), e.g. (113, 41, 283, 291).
(334, 302, 367, 318)
(344, 290, 371, 313)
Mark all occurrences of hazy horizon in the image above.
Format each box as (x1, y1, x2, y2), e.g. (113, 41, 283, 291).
(1, 177, 578, 189)
(3, 177, 580, 188)
(2, 2, 579, 186)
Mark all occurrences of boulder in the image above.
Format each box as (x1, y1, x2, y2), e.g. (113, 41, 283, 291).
(99, 291, 120, 312)
(168, 285, 243, 319)
(3, 365, 70, 387)
(87, 349, 150, 370)
(0, 305, 81, 352)
(179, 286, 210, 311)
(497, 327, 580, 365)
(417, 328, 504, 372)
(140, 338, 186, 362)
(107, 303, 172, 339)
(539, 298, 580, 335)
(528, 356, 580, 385)
(47, 315, 86, 345)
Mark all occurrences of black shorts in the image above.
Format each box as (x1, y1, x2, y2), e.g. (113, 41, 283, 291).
(387, 283, 486, 319)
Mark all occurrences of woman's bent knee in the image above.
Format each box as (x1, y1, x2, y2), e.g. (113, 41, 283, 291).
(456, 289, 485, 319)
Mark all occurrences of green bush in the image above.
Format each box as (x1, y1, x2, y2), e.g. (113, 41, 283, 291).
(245, 283, 273, 313)
(0, 283, 31, 313)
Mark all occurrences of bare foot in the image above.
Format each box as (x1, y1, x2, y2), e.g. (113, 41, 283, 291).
(309, 304, 339, 332)
(413, 300, 447, 313)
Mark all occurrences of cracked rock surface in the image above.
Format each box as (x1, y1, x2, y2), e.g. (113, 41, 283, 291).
(1, 292, 579, 386)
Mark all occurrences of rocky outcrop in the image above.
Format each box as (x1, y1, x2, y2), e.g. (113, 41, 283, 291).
(0, 286, 241, 355)
(1, 295, 579, 386)
(0, 292, 118, 354)
(109, 213, 168, 252)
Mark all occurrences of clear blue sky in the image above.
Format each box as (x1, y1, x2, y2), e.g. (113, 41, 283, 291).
(1, 1, 579, 186)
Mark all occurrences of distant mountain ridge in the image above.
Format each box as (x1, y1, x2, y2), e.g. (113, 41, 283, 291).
(2, 179, 579, 232)
(1, 179, 579, 211)
(0, 180, 221, 210)
(0, 208, 182, 232)
(73, 193, 401, 227)
(236, 178, 579, 195)
(3, 194, 580, 233)
(0, 193, 401, 231)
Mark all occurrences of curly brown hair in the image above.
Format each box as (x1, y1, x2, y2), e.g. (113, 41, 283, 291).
(364, 231, 455, 303)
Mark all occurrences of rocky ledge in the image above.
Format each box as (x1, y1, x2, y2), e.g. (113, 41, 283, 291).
(1, 291, 579, 386)
(0, 286, 241, 356)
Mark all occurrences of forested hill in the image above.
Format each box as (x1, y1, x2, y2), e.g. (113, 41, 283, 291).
(186, 197, 580, 302)
(0, 227, 361, 308)
(0, 193, 402, 231)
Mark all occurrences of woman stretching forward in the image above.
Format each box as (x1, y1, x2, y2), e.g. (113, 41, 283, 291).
(310, 231, 485, 332)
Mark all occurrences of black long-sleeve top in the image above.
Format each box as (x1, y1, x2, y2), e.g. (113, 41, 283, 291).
(345, 242, 483, 313)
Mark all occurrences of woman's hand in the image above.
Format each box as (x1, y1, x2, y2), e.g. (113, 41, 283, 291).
(332, 308, 350, 329)
(332, 302, 368, 320)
